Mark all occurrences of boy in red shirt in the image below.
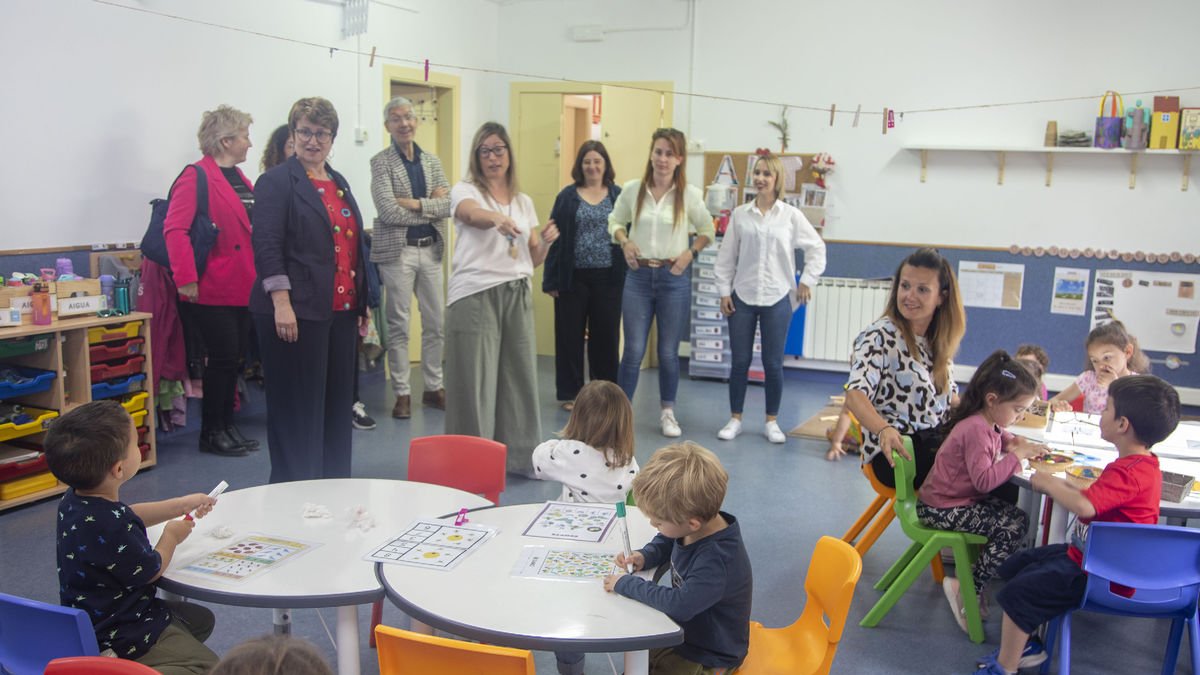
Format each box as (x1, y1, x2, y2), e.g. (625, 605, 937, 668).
(969, 375, 1180, 675)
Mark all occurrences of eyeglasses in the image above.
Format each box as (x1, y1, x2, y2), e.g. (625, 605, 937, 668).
(477, 144, 508, 158)
(295, 128, 334, 143)
(388, 114, 417, 124)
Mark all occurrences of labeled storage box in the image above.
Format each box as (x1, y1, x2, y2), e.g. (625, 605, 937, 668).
(91, 373, 146, 400)
(89, 355, 145, 383)
(89, 337, 145, 362)
(87, 320, 141, 345)
(0, 334, 53, 360)
(0, 407, 58, 443)
(0, 470, 58, 500)
(0, 365, 57, 399)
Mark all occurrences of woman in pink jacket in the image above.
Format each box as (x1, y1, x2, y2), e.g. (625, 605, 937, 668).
(164, 105, 258, 458)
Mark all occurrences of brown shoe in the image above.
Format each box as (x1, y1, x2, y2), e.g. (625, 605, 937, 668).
(392, 394, 411, 419)
(422, 389, 446, 410)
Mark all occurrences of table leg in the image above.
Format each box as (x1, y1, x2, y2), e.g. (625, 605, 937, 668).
(336, 605, 360, 675)
(158, 590, 183, 603)
(273, 608, 292, 635)
(1047, 500, 1068, 545)
(1017, 485, 1038, 550)
(624, 649, 649, 675)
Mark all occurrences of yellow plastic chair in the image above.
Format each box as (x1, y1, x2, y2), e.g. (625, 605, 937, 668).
(738, 536, 863, 675)
(374, 625, 535, 675)
(842, 461, 945, 583)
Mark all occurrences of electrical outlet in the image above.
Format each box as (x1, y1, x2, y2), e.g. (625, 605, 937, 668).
(687, 139, 704, 154)
(354, 128, 368, 144)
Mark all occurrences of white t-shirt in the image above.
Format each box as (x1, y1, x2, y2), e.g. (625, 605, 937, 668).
(531, 438, 640, 504)
(447, 181, 538, 306)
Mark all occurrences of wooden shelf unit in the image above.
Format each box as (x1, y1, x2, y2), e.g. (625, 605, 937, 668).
(0, 312, 155, 511)
(904, 144, 1197, 190)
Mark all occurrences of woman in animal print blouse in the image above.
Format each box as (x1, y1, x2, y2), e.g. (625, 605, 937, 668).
(845, 248, 966, 489)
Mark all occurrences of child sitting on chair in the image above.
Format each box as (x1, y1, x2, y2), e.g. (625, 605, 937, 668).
(967, 375, 1179, 675)
(1049, 321, 1147, 414)
(917, 350, 1049, 633)
(603, 442, 752, 674)
(44, 400, 219, 672)
(1014, 343, 1050, 401)
(212, 635, 333, 675)
(532, 380, 639, 504)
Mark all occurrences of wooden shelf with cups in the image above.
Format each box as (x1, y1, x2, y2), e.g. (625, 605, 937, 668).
(904, 144, 1197, 190)
(0, 313, 155, 511)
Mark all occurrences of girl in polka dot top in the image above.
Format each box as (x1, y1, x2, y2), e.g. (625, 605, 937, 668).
(532, 380, 639, 504)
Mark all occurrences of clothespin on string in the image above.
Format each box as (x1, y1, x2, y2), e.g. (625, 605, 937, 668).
(829, 103, 836, 127)
(887, 109, 896, 130)
(852, 104, 862, 128)
(368, 46, 377, 68)
(329, 47, 336, 59)
(424, 58, 430, 82)
(882, 107, 889, 135)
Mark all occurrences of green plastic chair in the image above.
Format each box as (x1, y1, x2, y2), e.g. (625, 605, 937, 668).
(859, 437, 988, 643)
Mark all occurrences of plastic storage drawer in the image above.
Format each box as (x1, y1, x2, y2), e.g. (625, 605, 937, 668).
(0, 407, 58, 442)
(130, 409, 148, 427)
(693, 307, 723, 322)
(89, 337, 145, 362)
(88, 320, 141, 345)
(0, 334, 53, 360)
(137, 425, 149, 446)
(121, 392, 150, 415)
(139, 443, 150, 462)
(0, 470, 58, 500)
(692, 320, 728, 337)
(691, 337, 728, 352)
(0, 442, 47, 482)
(91, 373, 146, 400)
(89, 355, 145, 383)
(0, 366, 57, 399)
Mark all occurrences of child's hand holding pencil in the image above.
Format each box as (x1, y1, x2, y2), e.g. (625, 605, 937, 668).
(602, 551, 646, 592)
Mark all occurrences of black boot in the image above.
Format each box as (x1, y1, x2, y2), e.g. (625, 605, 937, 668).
(226, 425, 260, 451)
(200, 429, 249, 457)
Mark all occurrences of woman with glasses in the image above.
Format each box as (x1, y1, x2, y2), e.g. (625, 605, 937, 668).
(608, 128, 714, 437)
(163, 105, 257, 458)
(249, 97, 373, 484)
(542, 140, 624, 412)
(445, 122, 559, 476)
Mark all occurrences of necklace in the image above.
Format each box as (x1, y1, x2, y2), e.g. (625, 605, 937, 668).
(502, 201, 518, 260)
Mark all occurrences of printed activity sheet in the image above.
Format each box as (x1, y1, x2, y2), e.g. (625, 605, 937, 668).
(523, 501, 617, 543)
(365, 520, 495, 570)
(513, 546, 619, 581)
(177, 534, 317, 584)
(1044, 412, 1113, 450)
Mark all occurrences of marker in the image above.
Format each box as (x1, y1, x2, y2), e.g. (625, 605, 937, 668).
(185, 480, 228, 521)
(454, 508, 469, 526)
(615, 502, 634, 574)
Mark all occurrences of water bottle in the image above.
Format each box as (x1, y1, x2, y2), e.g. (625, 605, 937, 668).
(100, 274, 115, 308)
(114, 279, 130, 315)
(55, 257, 74, 278)
(31, 283, 52, 325)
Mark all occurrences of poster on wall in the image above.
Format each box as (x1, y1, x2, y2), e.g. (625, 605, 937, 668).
(1091, 270, 1200, 354)
(1050, 267, 1090, 316)
(958, 261, 1024, 310)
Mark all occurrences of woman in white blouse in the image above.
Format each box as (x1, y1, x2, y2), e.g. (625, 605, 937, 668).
(608, 128, 715, 438)
(713, 152, 827, 443)
(445, 122, 559, 476)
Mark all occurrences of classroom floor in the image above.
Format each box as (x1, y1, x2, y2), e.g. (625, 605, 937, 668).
(0, 358, 1191, 674)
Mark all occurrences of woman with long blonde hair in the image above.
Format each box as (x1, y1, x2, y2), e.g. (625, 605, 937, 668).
(845, 247, 966, 488)
(608, 128, 714, 438)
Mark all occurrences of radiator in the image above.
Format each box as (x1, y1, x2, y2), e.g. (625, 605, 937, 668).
(802, 277, 892, 363)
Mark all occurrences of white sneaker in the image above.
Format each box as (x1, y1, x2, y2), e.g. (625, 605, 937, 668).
(660, 409, 682, 438)
(717, 418, 742, 440)
(765, 420, 786, 444)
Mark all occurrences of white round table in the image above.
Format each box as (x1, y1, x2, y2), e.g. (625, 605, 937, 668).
(377, 502, 683, 675)
(147, 478, 491, 675)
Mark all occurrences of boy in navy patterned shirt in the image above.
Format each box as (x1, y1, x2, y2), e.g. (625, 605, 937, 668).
(45, 400, 219, 672)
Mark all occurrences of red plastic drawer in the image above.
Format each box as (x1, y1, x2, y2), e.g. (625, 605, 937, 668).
(139, 443, 150, 462)
(0, 453, 48, 483)
(89, 337, 145, 363)
(90, 355, 146, 383)
(137, 425, 149, 446)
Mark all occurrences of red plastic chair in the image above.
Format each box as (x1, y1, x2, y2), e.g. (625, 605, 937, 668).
(370, 434, 507, 647)
(407, 434, 507, 505)
(44, 657, 159, 674)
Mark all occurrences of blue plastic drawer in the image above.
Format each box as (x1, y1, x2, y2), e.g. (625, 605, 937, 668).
(91, 373, 146, 400)
(0, 365, 57, 399)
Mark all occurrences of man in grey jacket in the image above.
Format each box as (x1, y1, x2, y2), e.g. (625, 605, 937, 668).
(369, 97, 450, 419)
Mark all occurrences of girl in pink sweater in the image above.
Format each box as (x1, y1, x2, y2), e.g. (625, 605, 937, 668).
(918, 350, 1048, 633)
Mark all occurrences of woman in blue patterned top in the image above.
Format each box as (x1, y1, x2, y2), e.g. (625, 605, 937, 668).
(543, 141, 625, 410)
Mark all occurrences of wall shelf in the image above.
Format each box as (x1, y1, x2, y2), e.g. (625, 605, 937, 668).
(904, 144, 1197, 191)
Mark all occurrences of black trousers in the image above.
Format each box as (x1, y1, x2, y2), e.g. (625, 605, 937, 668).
(254, 310, 357, 484)
(178, 303, 250, 434)
(553, 268, 623, 401)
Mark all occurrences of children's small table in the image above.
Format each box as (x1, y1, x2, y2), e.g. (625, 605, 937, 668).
(147, 478, 491, 675)
(377, 502, 683, 675)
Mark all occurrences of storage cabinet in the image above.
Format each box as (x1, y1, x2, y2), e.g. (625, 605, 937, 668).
(688, 239, 765, 382)
(0, 312, 155, 511)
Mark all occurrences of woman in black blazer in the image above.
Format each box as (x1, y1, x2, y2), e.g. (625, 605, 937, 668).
(542, 141, 625, 410)
(249, 97, 371, 484)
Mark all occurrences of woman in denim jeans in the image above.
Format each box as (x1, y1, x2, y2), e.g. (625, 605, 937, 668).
(713, 153, 826, 443)
(608, 128, 714, 437)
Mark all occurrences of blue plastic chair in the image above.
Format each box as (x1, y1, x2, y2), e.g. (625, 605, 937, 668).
(1041, 522, 1200, 675)
(0, 591, 98, 675)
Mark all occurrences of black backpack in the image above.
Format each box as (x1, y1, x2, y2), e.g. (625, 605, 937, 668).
(140, 164, 219, 277)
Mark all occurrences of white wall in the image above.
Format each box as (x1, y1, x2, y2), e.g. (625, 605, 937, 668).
(1, 0, 499, 249)
(497, 0, 1199, 252)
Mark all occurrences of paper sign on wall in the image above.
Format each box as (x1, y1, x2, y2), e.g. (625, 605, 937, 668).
(1091, 270, 1200, 354)
(1051, 267, 1090, 316)
(958, 261, 1024, 310)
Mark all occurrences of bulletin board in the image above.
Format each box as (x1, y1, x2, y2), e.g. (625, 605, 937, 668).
(702, 151, 817, 206)
(1091, 270, 1200, 354)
